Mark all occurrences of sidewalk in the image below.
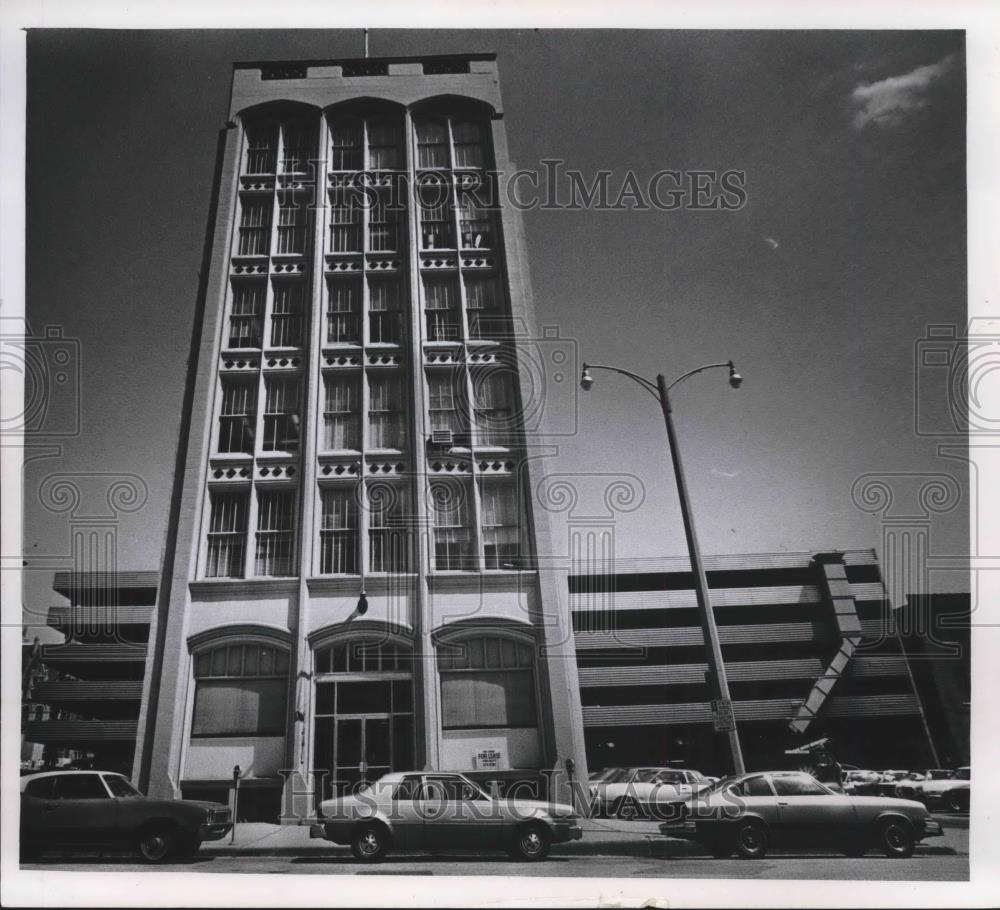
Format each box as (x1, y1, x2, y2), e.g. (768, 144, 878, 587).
(200, 817, 694, 858)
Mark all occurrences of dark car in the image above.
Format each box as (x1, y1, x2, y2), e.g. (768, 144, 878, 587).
(660, 771, 942, 859)
(20, 770, 232, 863)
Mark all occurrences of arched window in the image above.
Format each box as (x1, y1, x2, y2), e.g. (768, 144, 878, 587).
(416, 119, 449, 169)
(192, 643, 289, 737)
(330, 118, 363, 171)
(437, 635, 537, 729)
(452, 120, 485, 169)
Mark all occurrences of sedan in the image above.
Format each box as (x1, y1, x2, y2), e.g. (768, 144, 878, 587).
(589, 767, 713, 819)
(20, 770, 232, 863)
(660, 770, 943, 859)
(310, 771, 583, 861)
(909, 766, 970, 812)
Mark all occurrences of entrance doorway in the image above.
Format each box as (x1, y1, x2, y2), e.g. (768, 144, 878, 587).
(313, 638, 414, 802)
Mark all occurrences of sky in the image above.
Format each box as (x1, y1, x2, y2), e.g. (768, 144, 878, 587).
(18, 27, 970, 637)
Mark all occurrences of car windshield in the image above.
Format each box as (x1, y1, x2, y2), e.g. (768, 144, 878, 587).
(633, 769, 663, 784)
(689, 771, 708, 782)
(103, 775, 142, 798)
(597, 768, 631, 785)
(704, 775, 741, 794)
(652, 771, 686, 785)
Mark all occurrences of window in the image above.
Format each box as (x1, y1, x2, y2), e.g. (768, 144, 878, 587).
(732, 776, 774, 797)
(323, 374, 360, 450)
(368, 375, 403, 449)
(368, 481, 410, 572)
(280, 121, 316, 174)
(416, 119, 449, 169)
(452, 120, 485, 169)
(330, 191, 362, 252)
(192, 643, 289, 737)
(315, 637, 411, 674)
(52, 774, 110, 800)
(245, 124, 277, 174)
(276, 202, 309, 256)
(229, 281, 265, 348)
(424, 276, 460, 341)
(320, 488, 358, 574)
(238, 200, 272, 256)
(255, 490, 296, 576)
(326, 278, 361, 344)
(459, 196, 492, 249)
(218, 376, 257, 454)
(271, 281, 306, 347)
(480, 480, 520, 569)
(24, 776, 57, 799)
(369, 279, 401, 344)
(330, 120, 363, 171)
(103, 775, 142, 798)
(262, 376, 300, 451)
(473, 371, 514, 446)
(770, 775, 830, 797)
(368, 119, 401, 170)
(207, 491, 248, 578)
(418, 183, 453, 249)
(427, 371, 465, 436)
(430, 479, 473, 570)
(438, 636, 537, 729)
(368, 200, 399, 252)
(465, 276, 510, 339)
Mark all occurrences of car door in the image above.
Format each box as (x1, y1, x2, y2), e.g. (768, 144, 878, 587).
(46, 773, 120, 847)
(768, 773, 858, 846)
(419, 775, 495, 851)
(385, 776, 425, 850)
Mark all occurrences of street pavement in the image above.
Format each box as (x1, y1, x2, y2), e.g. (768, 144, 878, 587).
(19, 814, 968, 880)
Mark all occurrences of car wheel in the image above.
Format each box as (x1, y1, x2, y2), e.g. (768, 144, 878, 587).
(733, 820, 768, 860)
(509, 823, 550, 862)
(175, 832, 202, 861)
(614, 797, 642, 821)
(877, 817, 915, 858)
(137, 825, 177, 864)
(947, 791, 968, 813)
(350, 823, 390, 862)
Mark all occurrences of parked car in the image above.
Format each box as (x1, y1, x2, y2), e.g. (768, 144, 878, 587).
(874, 769, 910, 796)
(659, 770, 942, 859)
(310, 771, 583, 862)
(841, 769, 882, 796)
(894, 769, 954, 800)
(589, 767, 713, 819)
(20, 770, 232, 863)
(909, 767, 970, 812)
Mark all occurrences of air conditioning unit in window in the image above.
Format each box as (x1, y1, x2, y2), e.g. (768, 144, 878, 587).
(430, 428, 454, 447)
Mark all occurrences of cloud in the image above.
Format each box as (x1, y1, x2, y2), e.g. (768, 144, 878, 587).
(850, 53, 957, 130)
(762, 236, 780, 250)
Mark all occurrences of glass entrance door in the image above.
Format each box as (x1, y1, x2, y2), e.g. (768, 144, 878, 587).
(312, 637, 415, 805)
(332, 715, 392, 795)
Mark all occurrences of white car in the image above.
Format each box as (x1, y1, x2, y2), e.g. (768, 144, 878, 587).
(589, 767, 713, 820)
(905, 767, 969, 812)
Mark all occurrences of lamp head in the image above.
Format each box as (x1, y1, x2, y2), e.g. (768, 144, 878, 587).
(580, 365, 594, 391)
(728, 361, 743, 390)
(357, 590, 368, 615)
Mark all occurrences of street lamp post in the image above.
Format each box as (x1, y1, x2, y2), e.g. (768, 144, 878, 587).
(580, 359, 746, 776)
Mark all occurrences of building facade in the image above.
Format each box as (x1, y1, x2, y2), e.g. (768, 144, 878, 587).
(134, 53, 587, 821)
(21, 571, 158, 775)
(571, 550, 939, 774)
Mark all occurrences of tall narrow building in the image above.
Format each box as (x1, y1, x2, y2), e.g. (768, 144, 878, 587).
(134, 53, 588, 821)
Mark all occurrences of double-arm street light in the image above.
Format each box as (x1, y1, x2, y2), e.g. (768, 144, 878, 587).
(580, 359, 746, 776)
